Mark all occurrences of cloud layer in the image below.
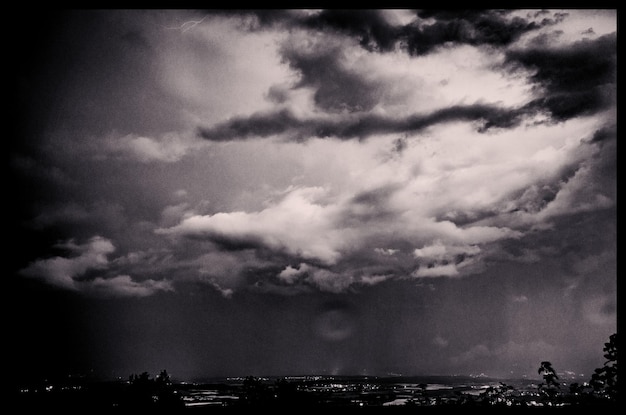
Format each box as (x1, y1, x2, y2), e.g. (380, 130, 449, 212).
(15, 9, 615, 300)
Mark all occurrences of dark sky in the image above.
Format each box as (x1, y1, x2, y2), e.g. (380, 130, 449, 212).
(9, 9, 616, 383)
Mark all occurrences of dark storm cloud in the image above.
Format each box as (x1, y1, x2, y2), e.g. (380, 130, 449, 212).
(197, 109, 304, 141)
(588, 124, 616, 145)
(208, 9, 295, 28)
(300, 9, 402, 52)
(506, 33, 616, 121)
(188, 231, 267, 252)
(404, 9, 551, 56)
(526, 30, 565, 47)
(280, 43, 384, 112)
(211, 9, 558, 57)
(198, 104, 524, 141)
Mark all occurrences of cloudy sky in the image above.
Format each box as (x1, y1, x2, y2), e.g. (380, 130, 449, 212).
(10, 9, 616, 382)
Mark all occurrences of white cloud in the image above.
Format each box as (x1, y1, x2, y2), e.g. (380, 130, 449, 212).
(405, 45, 534, 110)
(276, 263, 356, 293)
(413, 264, 460, 278)
(277, 262, 391, 292)
(157, 14, 292, 124)
(278, 263, 311, 284)
(535, 163, 614, 220)
(306, 268, 354, 293)
(414, 241, 481, 260)
(102, 132, 206, 163)
(515, 9, 616, 46)
(89, 275, 174, 297)
(19, 236, 173, 297)
(280, 30, 533, 118)
(359, 274, 392, 286)
(414, 243, 448, 259)
(374, 248, 399, 256)
(20, 236, 115, 290)
(157, 186, 349, 264)
(396, 117, 600, 216)
(412, 241, 485, 279)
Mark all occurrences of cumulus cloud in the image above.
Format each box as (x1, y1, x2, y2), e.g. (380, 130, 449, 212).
(414, 241, 481, 260)
(276, 261, 395, 292)
(19, 236, 173, 297)
(157, 186, 348, 265)
(413, 242, 483, 278)
(156, 173, 527, 293)
(154, 183, 529, 294)
(278, 263, 311, 284)
(20, 236, 115, 290)
(306, 267, 355, 293)
(359, 274, 392, 286)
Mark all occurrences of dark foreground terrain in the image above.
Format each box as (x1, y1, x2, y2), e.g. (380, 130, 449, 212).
(11, 373, 618, 412)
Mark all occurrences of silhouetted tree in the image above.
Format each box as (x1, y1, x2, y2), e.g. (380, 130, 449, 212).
(589, 333, 618, 401)
(477, 382, 516, 406)
(533, 333, 618, 406)
(538, 361, 560, 401)
(155, 369, 171, 386)
(121, 370, 183, 410)
(124, 372, 154, 408)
